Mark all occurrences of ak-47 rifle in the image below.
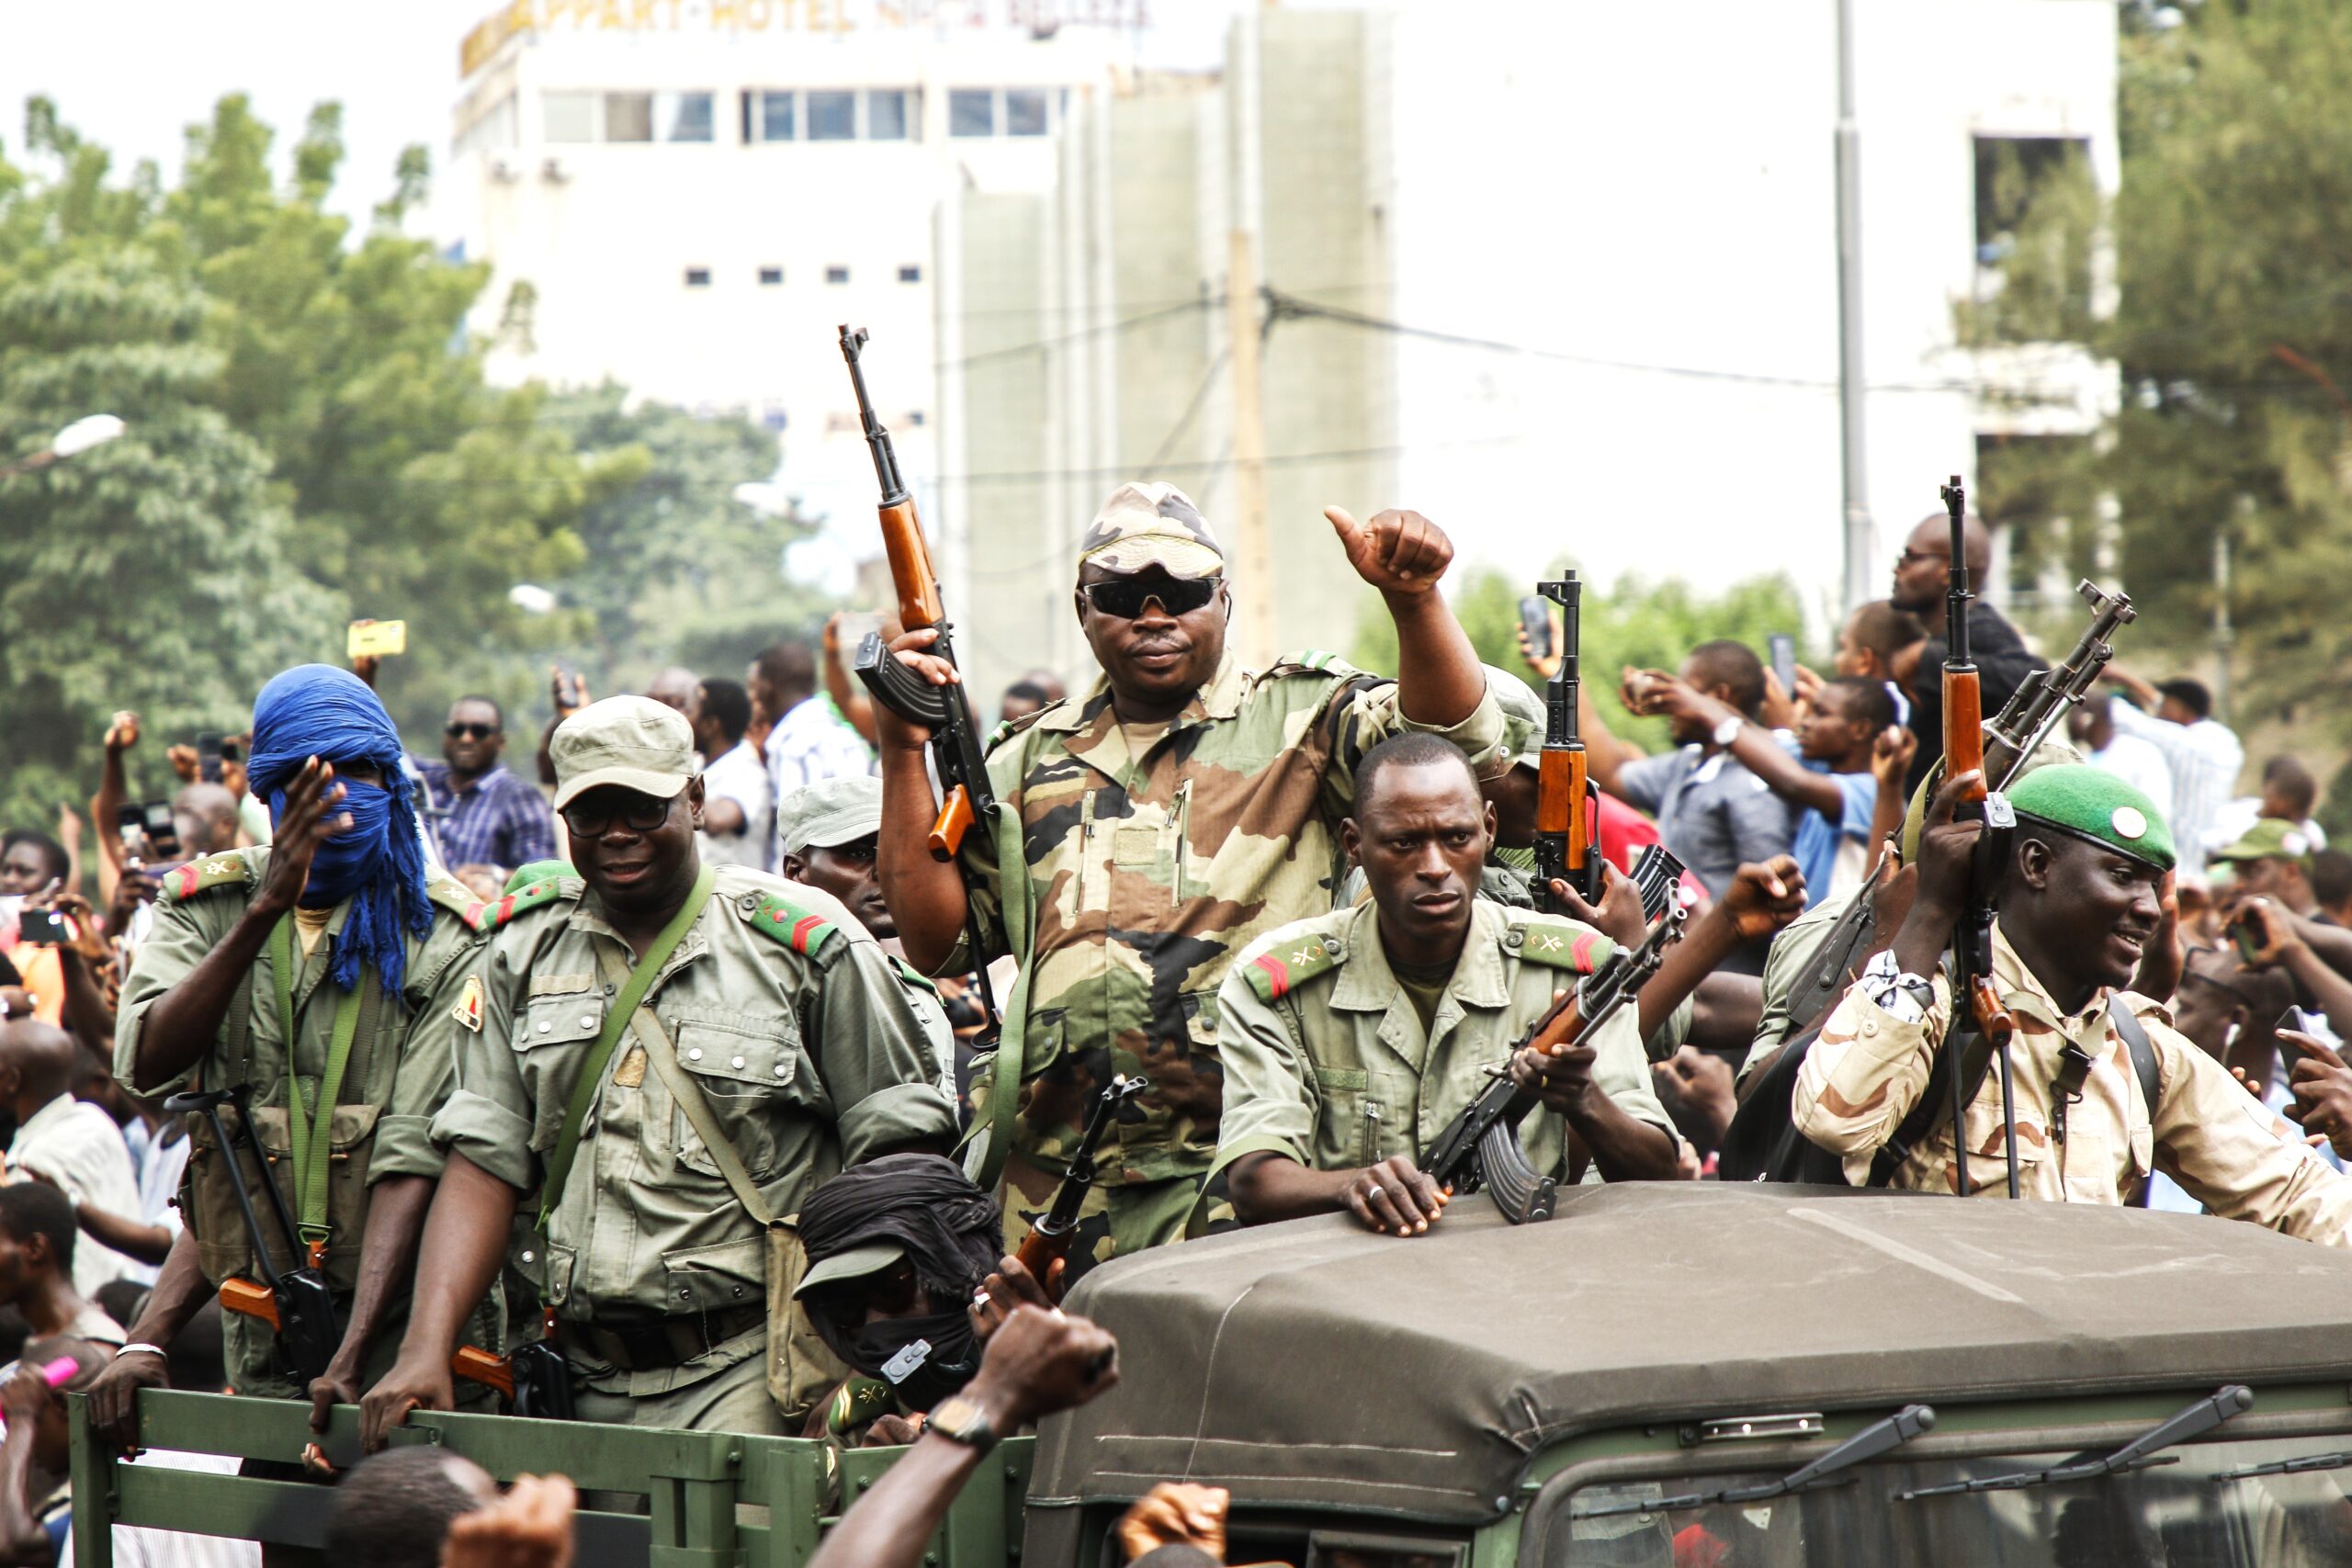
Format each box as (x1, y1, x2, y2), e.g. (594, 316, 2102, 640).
(1014, 1075, 1147, 1300)
(1532, 574, 1602, 910)
(452, 1304, 576, 1419)
(1938, 476, 2019, 1200)
(1421, 905, 1685, 1224)
(167, 1087, 339, 1386)
(1984, 579, 2136, 790)
(839, 324, 1000, 1043)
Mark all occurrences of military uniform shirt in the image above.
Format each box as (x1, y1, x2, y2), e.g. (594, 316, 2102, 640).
(1213, 900, 1676, 1184)
(1796, 924, 2352, 1243)
(431, 865, 959, 1324)
(953, 651, 1505, 1185)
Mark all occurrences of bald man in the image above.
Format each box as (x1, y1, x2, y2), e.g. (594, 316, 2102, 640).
(0, 1023, 141, 1297)
(1889, 509, 2045, 792)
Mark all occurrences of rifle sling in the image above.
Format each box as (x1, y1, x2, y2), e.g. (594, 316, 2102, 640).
(538, 866, 716, 1228)
(595, 944, 773, 1226)
(971, 796, 1031, 1192)
(269, 917, 379, 1247)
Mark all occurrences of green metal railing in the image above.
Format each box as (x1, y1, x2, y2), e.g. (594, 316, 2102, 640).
(70, 1392, 1034, 1568)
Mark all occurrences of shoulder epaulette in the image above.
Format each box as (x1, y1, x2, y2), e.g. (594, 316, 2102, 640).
(1243, 926, 1347, 1002)
(742, 891, 842, 957)
(890, 955, 940, 995)
(1261, 649, 1366, 681)
(1509, 914, 1615, 974)
(984, 703, 1059, 756)
(504, 860, 578, 895)
(162, 852, 259, 903)
(466, 873, 579, 933)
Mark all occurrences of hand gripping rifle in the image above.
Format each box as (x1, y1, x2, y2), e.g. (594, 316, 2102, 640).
(1014, 1075, 1148, 1300)
(1938, 477, 2020, 1200)
(839, 325, 1000, 1041)
(452, 1305, 576, 1420)
(1532, 573, 1603, 910)
(166, 1086, 340, 1386)
(1420, 905, 1685, 1224)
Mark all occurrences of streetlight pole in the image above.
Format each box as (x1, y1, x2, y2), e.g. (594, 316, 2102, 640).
(1835, 0, 1875, 613)
(0, 414, 125, 479)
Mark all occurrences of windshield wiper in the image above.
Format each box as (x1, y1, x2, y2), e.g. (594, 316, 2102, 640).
(1898, 1385, 2253, 1501)
(1576, 1404, 1937, 1519)
(2212, 1450, 2352, 1482)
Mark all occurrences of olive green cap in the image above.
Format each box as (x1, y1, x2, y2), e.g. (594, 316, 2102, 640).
(1898, 730, 2085, 863)
(2008, 763, 2177, 872)
(549, 695, 698, 810)
(2210, 816, 2314, 866)
(778, 775, 882, 856)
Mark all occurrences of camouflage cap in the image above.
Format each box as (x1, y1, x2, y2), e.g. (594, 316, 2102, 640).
(778, 775, 882, 856)
(1491, 667, 1545, 774)
(549, 695, 698, 810)
(2210, 816, 2313, 867)
(1077, 481, 1224, 580)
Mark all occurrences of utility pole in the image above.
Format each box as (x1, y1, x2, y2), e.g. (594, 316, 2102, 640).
(2211, 502, 2241, 721)
(1835, 0, 1875, 613)
(1227, 8, 1275, 667)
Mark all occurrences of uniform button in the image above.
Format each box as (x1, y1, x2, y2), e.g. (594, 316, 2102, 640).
(1322, 938, 1340, 954)
(579, 1015, 595, 1029)
(1506, 931, 1524, 949)
(774, 1064, 788, 1077)
(687, 1047, 704, 1062)
(1861, 1020, 1879, 1037)
(731, 1055, 746, 1069)
(537, 1021, 551, 1034)
(520, 1250, 535, 1264)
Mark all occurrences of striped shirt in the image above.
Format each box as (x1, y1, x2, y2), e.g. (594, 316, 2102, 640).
(412, 760, 557, 874)
(2105, 699, 2242, 879)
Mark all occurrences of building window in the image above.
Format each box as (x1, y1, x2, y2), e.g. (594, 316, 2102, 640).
(1006, 88, 1049, 137)
(868, 89, 916, 141)
(826, 265, 850, 284)
(807, 90, 855, 141)
(663, 91, 715, 142)
(744, 89, 795, 142)
(685, 267, 711, 287)
(758, 265, 783, 286)
(898, 265, 922, 284)
(543, 91, 597, 143)
(949, 89, 995, 138)
(605, 92, 653, 142)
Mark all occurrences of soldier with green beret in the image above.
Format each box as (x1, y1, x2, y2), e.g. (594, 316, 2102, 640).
(2210, 817, 2322, 918)
(1796, 763, 2352, 1242)
(360, 696, 959, 1444)
(873, 482, 1508, 1284)
(1214, 735, 1681, 1233)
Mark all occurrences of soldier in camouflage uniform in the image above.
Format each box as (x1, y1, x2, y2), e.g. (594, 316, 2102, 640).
(1213, 736, 1681, 1232)
(875, 483, 1505, 1284)
(360, 698, 958, 1444)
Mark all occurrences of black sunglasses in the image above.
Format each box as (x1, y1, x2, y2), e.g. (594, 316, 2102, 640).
(1079, 577, 1219, 620)
(560, 792, 675, 838)
(446, 722, 499, 739)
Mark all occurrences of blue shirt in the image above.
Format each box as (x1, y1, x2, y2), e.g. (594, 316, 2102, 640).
(411, 759, 557, 874)
(1791, 760, 1877, 909)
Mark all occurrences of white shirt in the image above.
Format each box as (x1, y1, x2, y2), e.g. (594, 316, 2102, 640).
(62, 1450, 260, 1568)
(2106, 699, 2243, 879)
(2086, 733, 2177, 833)
(697, 739, 775, 873)
(8, 1096, 145, 1298)
(764, 695, 875, 858)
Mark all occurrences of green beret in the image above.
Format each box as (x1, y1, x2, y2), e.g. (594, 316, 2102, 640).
(2007, 763, 2176, 872)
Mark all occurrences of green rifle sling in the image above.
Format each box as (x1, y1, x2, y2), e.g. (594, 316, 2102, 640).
(971, 797, 1032, 1192)
(268, 916, 374, 1247)
(537, 866, 716, 1228)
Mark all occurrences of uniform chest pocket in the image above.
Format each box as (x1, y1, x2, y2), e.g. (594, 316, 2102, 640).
(668, 1012, 805, 1182)
(516, 998, 605, 1055)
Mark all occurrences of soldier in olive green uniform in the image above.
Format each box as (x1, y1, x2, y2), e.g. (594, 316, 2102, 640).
(1214, 736, 1680, 1232)
(91, 663, 499, 1441)
(876, 484, 1504, 1283)
(363, 698, 958, 1444)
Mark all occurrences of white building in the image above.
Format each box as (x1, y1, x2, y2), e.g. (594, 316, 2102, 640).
(444, 0, 1144, 578)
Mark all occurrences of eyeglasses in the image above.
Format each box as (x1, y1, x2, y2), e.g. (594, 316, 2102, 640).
(560, 793, 675, 839)
(1895, 547, 1950, 568)
(446, 722, 499, 740)
(1078, 577, 1219, 620)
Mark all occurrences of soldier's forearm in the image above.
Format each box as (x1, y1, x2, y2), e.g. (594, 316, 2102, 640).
(398, 1156, 518, 1365)
(1566, 1093, 1681, 1182)
(132, 902, 281, 1091)
(334, 1175, 434, 1369)
(1386, 588, 1485, 729)
(1227, 1152, 1355, 1225)
(877, 745, 976, 976)
(122, 1230, 214, 1349)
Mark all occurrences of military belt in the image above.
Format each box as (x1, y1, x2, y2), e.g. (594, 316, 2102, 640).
(559, 1303, 765, 1371)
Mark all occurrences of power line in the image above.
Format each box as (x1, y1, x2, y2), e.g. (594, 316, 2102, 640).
(935, 297, 1217, 372)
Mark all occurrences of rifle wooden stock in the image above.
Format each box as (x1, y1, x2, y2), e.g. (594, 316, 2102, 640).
(1012, 1227, 1068, 1302)
(220, 1278, 278, 1330)
(451, 1347, 516, 1402)
(929, 783, 977, 863)
(878, 499, 944, 632)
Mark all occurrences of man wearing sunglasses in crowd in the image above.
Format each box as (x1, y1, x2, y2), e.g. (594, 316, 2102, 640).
(362, 696, 958, 1443)
(409, 697, 557, 877)
(874, 481, 1504, 1285)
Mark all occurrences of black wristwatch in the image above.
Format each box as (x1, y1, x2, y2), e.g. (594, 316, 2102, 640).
(925, 1393, 1000, 1455)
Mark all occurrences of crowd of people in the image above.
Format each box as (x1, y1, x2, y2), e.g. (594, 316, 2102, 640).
(2, 477, 2349, 1567)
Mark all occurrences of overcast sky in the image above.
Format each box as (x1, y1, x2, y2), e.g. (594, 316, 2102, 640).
(0, 0, 1244, 236)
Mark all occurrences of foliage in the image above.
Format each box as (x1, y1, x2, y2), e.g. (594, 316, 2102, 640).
(1350, 566, 1815, 754)
(1972, 0, 2352, 750)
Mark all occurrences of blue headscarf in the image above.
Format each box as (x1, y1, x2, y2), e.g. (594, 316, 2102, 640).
(245, 665, 434, 995)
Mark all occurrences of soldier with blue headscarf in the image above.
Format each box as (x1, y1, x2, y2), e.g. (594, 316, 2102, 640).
(90, 664, 504, 1447)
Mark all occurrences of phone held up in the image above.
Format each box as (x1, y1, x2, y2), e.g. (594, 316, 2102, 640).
(1768, 633, 1798, 702)
(1519, 596, 1553, 662)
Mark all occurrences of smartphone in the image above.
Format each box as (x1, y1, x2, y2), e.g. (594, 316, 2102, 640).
(2278, 1007, 2341, 1055)
(195, 729, 226, 784)
(115, 803, 147, 859)
(347, 619, 408, 659)
(1519, 596, 1553, 662)
(2229, 913, 2261, 965)
(15, 909, 70, 947)
(1768, 633, 1798, 699)
(142, 801, 182, 861)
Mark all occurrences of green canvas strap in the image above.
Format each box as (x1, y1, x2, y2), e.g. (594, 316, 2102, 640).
(971, 798, 1034, 1192)
(268, 917, 369, 1247)
(599, 944, 773, 1227)
(537, 866, 716, 1228)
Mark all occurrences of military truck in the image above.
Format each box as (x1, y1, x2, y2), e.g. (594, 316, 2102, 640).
(74, 1183, 2352, 1566)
